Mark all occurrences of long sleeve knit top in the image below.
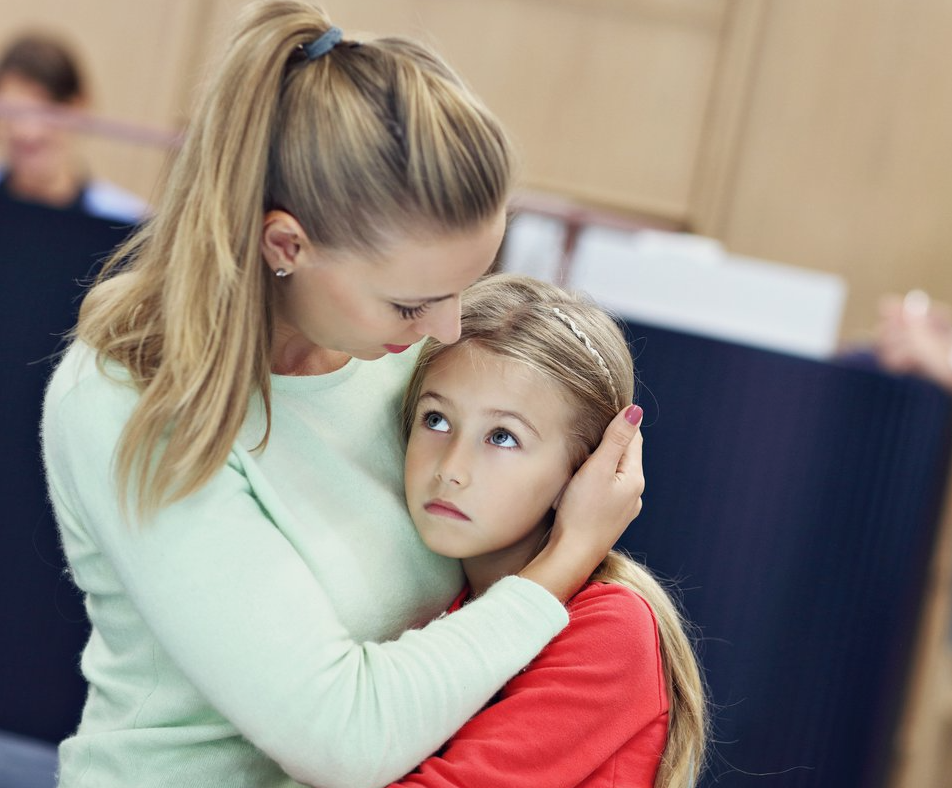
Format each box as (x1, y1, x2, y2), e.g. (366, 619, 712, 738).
(41, 342, 567, 788)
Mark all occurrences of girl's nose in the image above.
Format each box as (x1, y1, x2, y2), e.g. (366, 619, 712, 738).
(434, 438, 470, 487)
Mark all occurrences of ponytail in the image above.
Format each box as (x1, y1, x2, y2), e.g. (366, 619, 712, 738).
(77, 1, 513, 518)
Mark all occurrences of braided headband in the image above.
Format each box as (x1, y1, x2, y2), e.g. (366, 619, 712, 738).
(551, 307, 618, 402)
(304, 26, 343, 60)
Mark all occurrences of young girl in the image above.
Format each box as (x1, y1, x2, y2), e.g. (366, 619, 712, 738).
(40, 3, 644, 787)
(394, 274, 706, 788)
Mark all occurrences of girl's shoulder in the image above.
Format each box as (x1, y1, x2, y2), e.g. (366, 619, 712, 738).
(525, 581, 666, 709)
(565, 582, 661, 652)
(570, 580, 655, 614)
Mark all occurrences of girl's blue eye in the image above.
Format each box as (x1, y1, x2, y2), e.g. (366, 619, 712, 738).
(423, 411, 450, 432)
(393, 303, 430, 320)
(488, 429, 518, 448)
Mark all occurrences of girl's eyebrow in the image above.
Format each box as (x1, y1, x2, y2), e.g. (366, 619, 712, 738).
(419, 392, 541, 439)
(488, 409, 541, 439)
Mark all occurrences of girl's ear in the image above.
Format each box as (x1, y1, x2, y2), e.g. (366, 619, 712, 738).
(261, 210, 310, 275)
(552, 450, 585, 511)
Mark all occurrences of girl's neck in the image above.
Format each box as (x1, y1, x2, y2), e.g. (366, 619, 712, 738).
(462, 523, 550, 597)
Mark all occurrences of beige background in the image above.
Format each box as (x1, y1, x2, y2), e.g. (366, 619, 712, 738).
(5, 0, 952, 343)
(3, 0, 952, 783)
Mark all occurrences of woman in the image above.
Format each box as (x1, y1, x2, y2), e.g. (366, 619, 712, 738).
(41, 3, 644, 787)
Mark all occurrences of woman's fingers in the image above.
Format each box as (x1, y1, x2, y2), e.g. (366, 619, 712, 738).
(583, 404, 643, 477)
(558, 404, 645, 529)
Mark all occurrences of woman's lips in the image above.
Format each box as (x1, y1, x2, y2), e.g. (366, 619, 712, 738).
(384, 344, 411, 353)
(424, 499, 470, 520)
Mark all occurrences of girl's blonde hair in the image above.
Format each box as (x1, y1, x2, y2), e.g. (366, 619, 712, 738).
(76, 0, 512, 517)
(402, 273, 707, 788)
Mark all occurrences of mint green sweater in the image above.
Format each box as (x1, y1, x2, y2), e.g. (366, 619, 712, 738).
(42, 343, 567, 788)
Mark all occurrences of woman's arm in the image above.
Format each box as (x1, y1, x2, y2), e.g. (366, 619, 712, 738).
(520, 405, 644, 601)
(387, 584, 668, 788)
(43, 357, 567, 788)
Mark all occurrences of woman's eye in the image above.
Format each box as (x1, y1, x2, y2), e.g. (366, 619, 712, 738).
(423, 411, 450, 432)
(393, 302, 430, 320)
(488, 429, 518, 448)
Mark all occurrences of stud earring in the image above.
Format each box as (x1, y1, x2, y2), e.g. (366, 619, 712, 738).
(275, 268, 290, 278)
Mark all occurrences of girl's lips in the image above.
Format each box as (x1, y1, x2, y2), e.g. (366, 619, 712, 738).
(384, 344, 411, 354)
(424, 499, 470, 520)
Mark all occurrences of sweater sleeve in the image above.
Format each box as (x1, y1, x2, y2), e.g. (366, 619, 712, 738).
(385, 584, 668, 788)
(42, 358, 568, 788)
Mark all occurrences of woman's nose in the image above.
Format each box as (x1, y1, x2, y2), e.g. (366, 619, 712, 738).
(418, 298, 462, 345)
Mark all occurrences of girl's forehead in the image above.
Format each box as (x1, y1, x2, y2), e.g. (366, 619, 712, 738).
(424, 343, 561, 398)
(427, 343, 510, 376)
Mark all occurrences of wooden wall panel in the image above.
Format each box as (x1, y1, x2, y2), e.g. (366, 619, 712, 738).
(0, 0, 735, 226)
(6, 0, 952, 345)
(299, 0, 728, 221)
(703, 0, 952, 341)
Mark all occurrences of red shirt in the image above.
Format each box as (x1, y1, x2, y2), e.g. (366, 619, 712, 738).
(389, 582, 669, 787)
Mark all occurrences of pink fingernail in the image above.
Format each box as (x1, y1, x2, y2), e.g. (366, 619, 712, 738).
(625, 405, 643, 425)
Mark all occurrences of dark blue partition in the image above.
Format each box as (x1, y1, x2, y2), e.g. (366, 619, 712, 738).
(0, 196, 133, 743)
(616, 320, 952, 788)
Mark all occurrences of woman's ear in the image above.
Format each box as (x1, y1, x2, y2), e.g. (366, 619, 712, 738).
(261, 210, 310, 275)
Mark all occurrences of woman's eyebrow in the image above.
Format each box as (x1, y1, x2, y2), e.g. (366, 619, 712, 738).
(391, 293, 454, 305)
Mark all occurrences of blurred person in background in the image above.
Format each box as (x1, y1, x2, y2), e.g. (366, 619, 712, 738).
(875, 290, 952, 392)
(0, 32, 147, 225)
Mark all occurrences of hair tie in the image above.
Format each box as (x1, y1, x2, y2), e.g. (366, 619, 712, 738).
(304, 26, 343, 60)
(551, 307, 618, 402)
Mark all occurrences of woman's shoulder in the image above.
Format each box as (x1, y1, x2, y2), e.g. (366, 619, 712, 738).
(45, 341, 136, 424)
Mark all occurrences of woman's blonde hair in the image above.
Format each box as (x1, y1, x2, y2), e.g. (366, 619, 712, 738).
(76, 0, 512, 517)
(402, 273, 707, 788)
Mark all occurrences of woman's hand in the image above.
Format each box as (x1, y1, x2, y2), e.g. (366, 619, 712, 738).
(519, 405, 644, 601)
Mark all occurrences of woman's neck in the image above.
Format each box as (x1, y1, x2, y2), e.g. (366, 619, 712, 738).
(270, 326, 350, 376)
